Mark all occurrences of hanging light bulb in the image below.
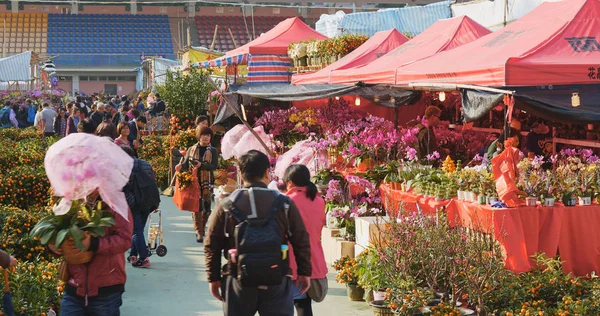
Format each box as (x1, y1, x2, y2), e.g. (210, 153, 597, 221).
(355, 97, 361, 106)
(572, 92, 580, 107)
(374, 97, 379, 102)
(335, 96, 340, 100)
(390, 97, 396, 104)
(439, 91, 446, 102)
(240, 104, 248, 121)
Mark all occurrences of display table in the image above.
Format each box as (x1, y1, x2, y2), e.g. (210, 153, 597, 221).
(379, 184, 450, 217)
(445, 200, 600, 276)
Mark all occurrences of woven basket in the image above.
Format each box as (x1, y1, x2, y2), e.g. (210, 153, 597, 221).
(61, 238, 93, 265)
(369, 301, 394, 316)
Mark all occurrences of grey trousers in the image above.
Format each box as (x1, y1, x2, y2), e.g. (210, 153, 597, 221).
(223, 276, 294, 316)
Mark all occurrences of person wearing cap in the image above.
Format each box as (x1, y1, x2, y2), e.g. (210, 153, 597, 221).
(526, 119, 552, 164)
(175, 126, 218, 243)
(415, 106, 441, 161)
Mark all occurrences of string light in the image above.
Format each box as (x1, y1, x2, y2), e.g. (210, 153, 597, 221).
(572, 92, 580, 107)
(438, 91, 446, 102)
(354, 97, 361, 106)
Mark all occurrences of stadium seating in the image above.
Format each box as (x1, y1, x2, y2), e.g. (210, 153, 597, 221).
(46, 14, 174, 55)
(194, 15, 293, 52)
(0, 12, 48, 55)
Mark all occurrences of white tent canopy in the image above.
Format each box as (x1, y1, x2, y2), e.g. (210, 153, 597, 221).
(0, 51, 31, 82)
(451, 0, 556, 30)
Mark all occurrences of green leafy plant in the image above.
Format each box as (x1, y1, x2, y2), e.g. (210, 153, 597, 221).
(155, 67, 214, 121)
(357, 247, 391, 291)
(30, 200, 115, 251)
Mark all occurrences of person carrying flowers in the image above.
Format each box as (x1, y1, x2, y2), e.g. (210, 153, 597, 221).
(44, 133, 133, 316)
(176, 126, 218, 243)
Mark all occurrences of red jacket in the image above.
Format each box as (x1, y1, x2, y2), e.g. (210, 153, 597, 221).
(66, 207, 133, 298)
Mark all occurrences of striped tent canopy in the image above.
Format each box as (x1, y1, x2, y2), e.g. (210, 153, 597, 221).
(0, 51, 31, 82)
(247, 55, 291, 85)
(340, 0, 452, 37)
(194, 53, 248, 68)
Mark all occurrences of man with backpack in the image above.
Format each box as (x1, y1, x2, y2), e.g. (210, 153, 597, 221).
(0, 101, 19, 128)
(205, 150, 312, 316)
(120, 145, 161, 268)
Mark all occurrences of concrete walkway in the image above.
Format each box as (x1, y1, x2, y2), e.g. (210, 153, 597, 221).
(122, 196, 372, 316)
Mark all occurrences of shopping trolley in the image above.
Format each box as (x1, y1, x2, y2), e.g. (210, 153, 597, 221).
(147, 209, 167, 257)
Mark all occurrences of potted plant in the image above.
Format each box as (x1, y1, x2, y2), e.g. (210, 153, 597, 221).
(539, 170, 556, 206)
(333, 256, 364, 301)
(30, 199, 116, 264)
(357, 247, 390, 301)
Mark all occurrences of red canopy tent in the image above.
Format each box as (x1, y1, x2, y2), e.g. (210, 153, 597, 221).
(291, 29, 409, 84)
(328, 16, 490, 84)
(227, 17, 327, 56)
(394, 0, 600, 87)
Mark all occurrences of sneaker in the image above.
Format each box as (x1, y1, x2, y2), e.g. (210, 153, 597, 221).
(127, 255, 137, 264)
(132, 258, 151, 268)
(196, 233, 203, 243)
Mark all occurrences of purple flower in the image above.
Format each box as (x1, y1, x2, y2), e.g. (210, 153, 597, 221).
(426, 151, 440, 161)
(406, 147, 417, 161)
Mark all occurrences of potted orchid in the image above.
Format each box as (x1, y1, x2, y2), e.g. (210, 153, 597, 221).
(539, 170, 556, 206)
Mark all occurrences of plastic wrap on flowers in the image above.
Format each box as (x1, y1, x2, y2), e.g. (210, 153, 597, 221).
(221, 124, 249, 160)
(231, 125, 276, 160)
(274, 140, 325, 179)
(44, 133, 134, 220)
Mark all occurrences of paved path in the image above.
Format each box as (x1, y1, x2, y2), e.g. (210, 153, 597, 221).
(122, 196, 372, 316)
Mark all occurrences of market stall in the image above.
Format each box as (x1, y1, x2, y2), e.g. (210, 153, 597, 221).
(191, 17, 327, 85)
(292, 29, 408, 85)
(327, 16, 491, 84)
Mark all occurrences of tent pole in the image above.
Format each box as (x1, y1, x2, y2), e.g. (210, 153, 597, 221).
(205, 74, 275, 157)
(406, 83, 514, 95)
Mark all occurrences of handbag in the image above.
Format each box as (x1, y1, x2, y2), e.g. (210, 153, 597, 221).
(307, 277, 328, 302)
(173, 170, 201, 212)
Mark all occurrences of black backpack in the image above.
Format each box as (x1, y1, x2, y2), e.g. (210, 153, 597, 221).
(224, 188, 290, 287)
(129, 159, 161, 211)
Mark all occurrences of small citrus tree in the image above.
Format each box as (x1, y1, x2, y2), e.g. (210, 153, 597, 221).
(155, 67, 214, 122)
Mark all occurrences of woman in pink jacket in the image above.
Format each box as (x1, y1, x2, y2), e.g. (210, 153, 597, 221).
(284, 164, 328, 316)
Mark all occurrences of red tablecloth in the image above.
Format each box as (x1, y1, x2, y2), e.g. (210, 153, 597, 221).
(446, 200, 600, 276)
(379, 184, 450, 217)
(380, 184, 600, 276)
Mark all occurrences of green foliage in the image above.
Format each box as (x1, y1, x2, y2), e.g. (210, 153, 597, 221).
(0, 205, 49, 262)
(155, 67, 214, 120)
(30, 200, 115, 251)
(1, 258, 63, 315)
(356, 247, 390, 291)
(137, 135, 170, 189)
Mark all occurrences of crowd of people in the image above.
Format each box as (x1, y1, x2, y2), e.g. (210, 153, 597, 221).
(2, 89, 330, 315)
(0, 92, 167, 142)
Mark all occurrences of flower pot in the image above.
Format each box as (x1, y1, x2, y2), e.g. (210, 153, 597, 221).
(466, 192, 475, 202)
(525, 197, 537, 206)
(326, 213, 340, 229)
(347, 284, 365, 301)
(365, 290, 375, 306)
(544, 198, 555, 207)
(478, 195, 487, 205)
(373, 290, 387, 301)
(457, 190, 465, 201)
(369, 300, 394, 316)
(579, 196, 592, 206)
(562, 194, 577, 207)
(61, 238, 93, 265)
(487, 196, 498, 205)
